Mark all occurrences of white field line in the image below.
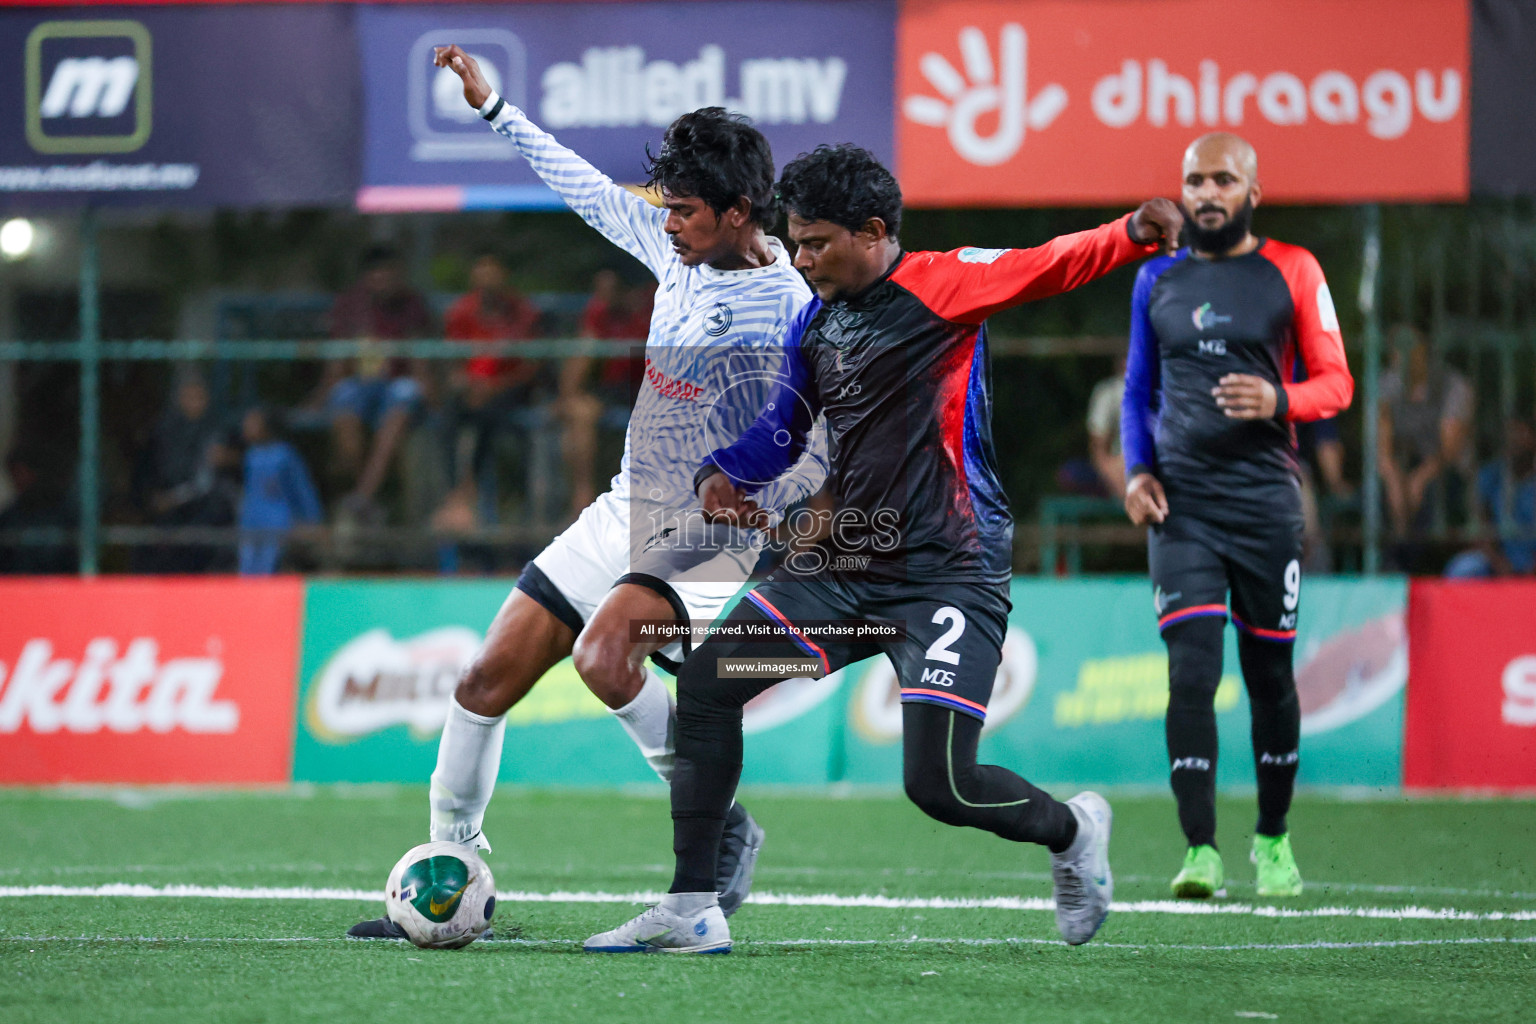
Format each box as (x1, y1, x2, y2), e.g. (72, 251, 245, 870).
(2, 934, 1535, 953)
(3, 884, 1536, 922)
(10, 863, 1532, 903)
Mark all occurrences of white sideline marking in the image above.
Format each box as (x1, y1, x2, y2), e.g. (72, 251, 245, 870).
(2, 935, 1535, 953)
(2, 884, 1536, 922)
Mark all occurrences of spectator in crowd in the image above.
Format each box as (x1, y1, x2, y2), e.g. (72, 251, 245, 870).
(1378, 325, 1473, 541)
(238, 406, 323, 575)
(321, 244, 434, 524)
(0, 444, 77, 574)
(1086, 355, 1127, 498)
(557, 269, 654, 514)
(433, 252, 543, 530)
(1445, 415, 1536, 578)
(131, 367, 238, 572)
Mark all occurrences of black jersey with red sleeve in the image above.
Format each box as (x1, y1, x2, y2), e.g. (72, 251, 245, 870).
(1120, 239, 1353, 525)
(701, 214, 1157, 583)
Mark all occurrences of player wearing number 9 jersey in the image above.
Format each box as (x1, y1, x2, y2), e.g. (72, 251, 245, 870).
(584, 144, 1186, 954)
(1120, 134, 1353, 900)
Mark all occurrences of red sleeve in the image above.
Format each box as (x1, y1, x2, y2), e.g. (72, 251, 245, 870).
(1263, 242, 1354, 422)
(888, 213, 1158, 325)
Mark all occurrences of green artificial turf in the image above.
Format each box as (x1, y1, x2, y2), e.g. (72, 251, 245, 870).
(0, 787, 1532, 1023)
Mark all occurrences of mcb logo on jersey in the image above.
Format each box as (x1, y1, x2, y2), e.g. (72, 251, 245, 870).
(25, 20, 152, 155)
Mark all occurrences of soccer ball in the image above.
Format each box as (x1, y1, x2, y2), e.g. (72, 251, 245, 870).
(385, 841, 496, 949)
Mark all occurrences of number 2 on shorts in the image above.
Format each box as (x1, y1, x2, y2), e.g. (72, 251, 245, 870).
(925, 606, 966, 665)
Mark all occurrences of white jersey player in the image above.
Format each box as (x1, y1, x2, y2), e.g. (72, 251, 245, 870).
(348, 45, 825, 940)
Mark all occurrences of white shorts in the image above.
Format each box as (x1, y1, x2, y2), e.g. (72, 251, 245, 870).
(522, 490, 761, 669)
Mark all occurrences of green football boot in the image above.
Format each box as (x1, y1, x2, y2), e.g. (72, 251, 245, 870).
(1170, 844, 1225, 899)
(1252, 833, 1303, 898)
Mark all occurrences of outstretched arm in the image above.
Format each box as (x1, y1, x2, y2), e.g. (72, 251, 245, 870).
(887, 200, 1183, 325)
(696, 310, 823, 523)
(434, 46, 671, 276)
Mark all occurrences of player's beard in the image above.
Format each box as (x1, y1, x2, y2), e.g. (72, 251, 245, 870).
(1182, 196, 1255, 255)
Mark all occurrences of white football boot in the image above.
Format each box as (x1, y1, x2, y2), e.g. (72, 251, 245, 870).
(1050, 792, 1114, 945)
(583, 892, 731, 954)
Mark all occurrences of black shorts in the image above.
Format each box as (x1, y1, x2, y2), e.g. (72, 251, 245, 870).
(741, 571, 1011, 722)
(1147, 512, 1302, 643)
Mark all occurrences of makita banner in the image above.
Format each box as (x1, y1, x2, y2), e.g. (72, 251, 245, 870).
(0, 579, 303, 784)
(1403, 580, 1536, 791)
(896, 0, 1469, 205)
(0, 5, 358, 210)
(355, 1, 895, 211)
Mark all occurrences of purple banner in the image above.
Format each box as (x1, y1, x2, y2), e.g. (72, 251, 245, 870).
(0, 5, 358, 210)
(356, 1, 895, 211)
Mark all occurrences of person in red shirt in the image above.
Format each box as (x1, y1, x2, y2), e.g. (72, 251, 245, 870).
(553, 270, 655, 515)
(434, 252, 543, 530)
(322, 245, 434, 521)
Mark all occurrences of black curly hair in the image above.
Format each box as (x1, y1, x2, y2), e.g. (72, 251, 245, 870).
(644, 107, 777, 227)
(775, 144, 902, 239)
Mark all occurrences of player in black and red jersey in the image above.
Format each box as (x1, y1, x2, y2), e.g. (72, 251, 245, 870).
(1120, 134, 1353, 900)
(584, 145, 1183, 953)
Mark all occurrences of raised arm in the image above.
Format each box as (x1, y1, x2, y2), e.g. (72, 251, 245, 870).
(434, 46, 671, 276)
(886, 200, 1182, 325)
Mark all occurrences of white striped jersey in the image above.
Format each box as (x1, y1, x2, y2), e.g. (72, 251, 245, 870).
(484, 101, 827, 518)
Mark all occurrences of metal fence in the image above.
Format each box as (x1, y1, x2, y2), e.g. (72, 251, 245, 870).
(3, 204, 1536, 577)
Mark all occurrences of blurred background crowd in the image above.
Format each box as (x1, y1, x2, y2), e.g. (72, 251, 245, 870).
(1, 201, 1533, 579)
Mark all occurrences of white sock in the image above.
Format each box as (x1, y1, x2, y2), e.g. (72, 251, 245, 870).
(612, 669, 675, 782)
(429, 697, 506, 848)
(661, 891, 718, 913)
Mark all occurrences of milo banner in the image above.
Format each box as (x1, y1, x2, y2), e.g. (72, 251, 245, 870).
(293, 575, 1406, 789)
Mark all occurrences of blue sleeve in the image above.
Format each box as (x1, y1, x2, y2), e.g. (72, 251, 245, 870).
(280, 445, 323, 524)
(1121, 259, 1166, 479)
(701, 302, 822, 494)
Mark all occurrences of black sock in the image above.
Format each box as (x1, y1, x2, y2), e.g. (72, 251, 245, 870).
(901, 704, 1079, 852)
(1239, 634, 1300, 837)
(1164, 617, 1225, 848)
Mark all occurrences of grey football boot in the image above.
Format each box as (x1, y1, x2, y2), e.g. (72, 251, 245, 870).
(1049, 792, 1114, 945)
(715, 802, 765, 917)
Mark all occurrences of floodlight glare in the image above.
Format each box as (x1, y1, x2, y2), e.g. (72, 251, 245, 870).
(0, 219, 35, 259)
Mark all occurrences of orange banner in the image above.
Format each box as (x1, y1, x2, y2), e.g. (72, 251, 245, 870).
(0, 578, 302, 784)
(897, 0, 1468, 205)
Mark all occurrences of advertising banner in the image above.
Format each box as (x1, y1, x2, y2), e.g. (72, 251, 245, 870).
(836, 576, 1408, 790)
(896, 0, 1469, 205)
(0, 578, 303, 785)
(293, 579, 840, 785)
(293, 575, 1405, 790)
(0, 5, 359, 210)
(1403, 580, 1536, 791)
(355, 1, 895, 211)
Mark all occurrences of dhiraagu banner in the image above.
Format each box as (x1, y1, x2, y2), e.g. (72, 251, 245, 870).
(293, 576, 1407, 789)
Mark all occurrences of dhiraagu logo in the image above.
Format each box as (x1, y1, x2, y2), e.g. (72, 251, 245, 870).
(26, 20, 152, 155)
